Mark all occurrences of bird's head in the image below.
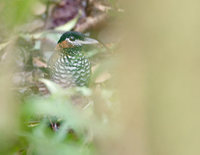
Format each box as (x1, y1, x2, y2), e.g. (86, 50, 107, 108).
(56, 31, 98, 52)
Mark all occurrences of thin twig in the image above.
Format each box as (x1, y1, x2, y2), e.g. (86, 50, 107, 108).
(75, 13, 107, 32)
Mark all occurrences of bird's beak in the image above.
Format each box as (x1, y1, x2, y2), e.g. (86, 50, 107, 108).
(81, 37, 99, 45)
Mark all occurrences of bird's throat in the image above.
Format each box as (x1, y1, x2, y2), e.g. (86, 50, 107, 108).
(62, 46, 82, 56)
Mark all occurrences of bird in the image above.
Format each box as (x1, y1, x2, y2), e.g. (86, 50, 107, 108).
(38, 31, 99, 131)
(39, 31, 98, 93)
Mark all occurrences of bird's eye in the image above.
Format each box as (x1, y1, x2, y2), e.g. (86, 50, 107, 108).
(69, 36, 75, 41)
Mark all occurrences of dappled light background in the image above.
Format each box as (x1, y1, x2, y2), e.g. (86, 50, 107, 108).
(0, 0, 200, 155)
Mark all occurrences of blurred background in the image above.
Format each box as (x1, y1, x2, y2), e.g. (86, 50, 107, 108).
(0, 0, 200, 155)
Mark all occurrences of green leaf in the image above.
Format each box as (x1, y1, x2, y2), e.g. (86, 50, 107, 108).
(75, 87, 92, 96)
(55, 13, 80, 31)
(0, 42, 9, 51)
(39, 79, 62, 94)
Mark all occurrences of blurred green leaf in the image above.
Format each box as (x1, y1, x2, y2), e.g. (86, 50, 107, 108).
(23, 97, 89, 132)
(0, 41, 9, 51)
(55, 14, 79, 31)
(75, 87, 92, 96)
(0, 0, 37, 30)
(40, 78, 62, 94)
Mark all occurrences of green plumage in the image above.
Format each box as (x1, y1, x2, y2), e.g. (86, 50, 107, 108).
(48, 32, 92, 88)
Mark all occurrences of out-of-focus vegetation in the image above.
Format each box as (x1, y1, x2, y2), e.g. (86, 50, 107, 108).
(1, 0, 200, 155)
(0, 0, 120, 154)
